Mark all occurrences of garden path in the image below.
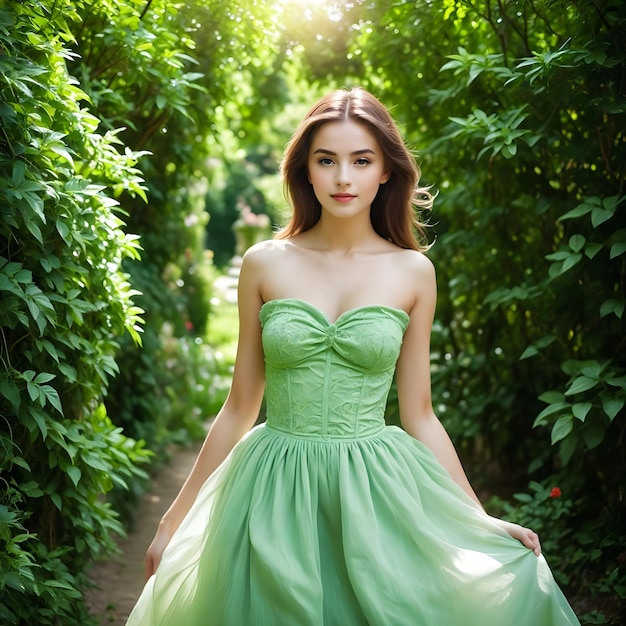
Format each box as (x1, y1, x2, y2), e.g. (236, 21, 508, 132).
(85, 442, 202, 624)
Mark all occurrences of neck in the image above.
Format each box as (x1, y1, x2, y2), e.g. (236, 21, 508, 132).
(310, 212, 378, 253)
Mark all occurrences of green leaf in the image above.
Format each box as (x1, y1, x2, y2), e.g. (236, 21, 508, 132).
(534, 402, 569, 427)
(610, 241, 626, 259)
(538, 390, 565, 404)
(513, 492, 533, 503)
(56, 218, 71, 243)
(562, 252, 582, 272)
(12, 160, 26, 185)
(26, 381, 39, 402)
(521, 335, 557, 359)
(48, 142, 74, 166)
(548, 262, 561, 279)
(12, 456, 31, 471)
(42, 385, 63, 414)
(82, 454, 110, 472)
(34, 372, 55, 384)
(520, 345, 538, 359)
(545, 250, 571, 261)
(572, 402, 592, 422)
(562, 360, 594, 376)
(565, 376, 598, 395)
(48, 491, 62, 511)
(584, 242, 603, 259)
(30, 409, 48, 439)
(559, 434, 578, 466)
(21, 370, 36, 382)
(559, 203, 593, 221)
(65, 465, 81, 488)
(568, 234, 585, 252)
(21, 481, 44, 498)
(15, 268, 32, 284)
(58, 362, 77, 382)
(605, 376, 626, 388)
(591, 208, 613, 227)
(551, 414, 573, 444)
(24, 216, 44, 243)
(580, 361, 605, 378)
(34, 338, 60, 362)
(600, 299, 625, 319)
(602, 397, 624, 421)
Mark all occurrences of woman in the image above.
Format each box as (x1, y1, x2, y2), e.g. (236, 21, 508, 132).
(127, 87, 579, 625)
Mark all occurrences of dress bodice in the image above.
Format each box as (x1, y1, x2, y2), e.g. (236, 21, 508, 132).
(260, 299, 409, 439)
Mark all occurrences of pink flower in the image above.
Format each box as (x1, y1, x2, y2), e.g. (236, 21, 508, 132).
(184, 320, 193, 331)
(549, 487, 562, 499)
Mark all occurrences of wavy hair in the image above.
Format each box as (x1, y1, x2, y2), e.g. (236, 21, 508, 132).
(276, 87, 433, 251)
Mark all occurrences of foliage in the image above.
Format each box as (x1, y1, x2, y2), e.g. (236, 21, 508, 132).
(488, 480, 626, 623)
(0, 1, 151, 622)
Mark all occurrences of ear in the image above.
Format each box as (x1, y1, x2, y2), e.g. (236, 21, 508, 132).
(380, 171, 390, 184)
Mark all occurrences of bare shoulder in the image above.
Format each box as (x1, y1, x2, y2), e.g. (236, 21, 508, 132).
(241, 239, 291, 272)
(388, 249, 436, 314)
(242, 238, 287, 261)
(393, 248, 436, 284)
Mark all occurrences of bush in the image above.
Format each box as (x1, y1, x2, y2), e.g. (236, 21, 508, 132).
(0, 2, 150, 622)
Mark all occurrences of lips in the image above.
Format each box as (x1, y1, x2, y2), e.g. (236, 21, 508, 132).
(331, 194, 356, 202)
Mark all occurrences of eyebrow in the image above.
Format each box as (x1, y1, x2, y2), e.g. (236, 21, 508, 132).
(312, 148, 377, 156)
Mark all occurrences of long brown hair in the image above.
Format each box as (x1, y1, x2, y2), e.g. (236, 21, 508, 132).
(277, 87, 433, 251)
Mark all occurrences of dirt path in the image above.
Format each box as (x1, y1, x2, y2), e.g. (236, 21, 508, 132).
(85, 443, 202, 624)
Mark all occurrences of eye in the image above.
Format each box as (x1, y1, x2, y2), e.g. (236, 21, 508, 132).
(318, 157, 334, 165)
(355, 158, 370, 166)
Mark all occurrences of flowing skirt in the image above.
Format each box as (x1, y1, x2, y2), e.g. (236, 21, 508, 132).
(126, 424, 580, 625)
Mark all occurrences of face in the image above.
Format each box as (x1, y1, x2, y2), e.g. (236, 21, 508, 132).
(307, 119, 389, 219)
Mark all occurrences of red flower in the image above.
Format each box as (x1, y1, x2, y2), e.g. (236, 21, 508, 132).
(184, 320, 194, 331)
(549, 487, 562, 499)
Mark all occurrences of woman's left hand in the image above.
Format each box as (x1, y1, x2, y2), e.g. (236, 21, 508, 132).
(490, 517, 542, 556)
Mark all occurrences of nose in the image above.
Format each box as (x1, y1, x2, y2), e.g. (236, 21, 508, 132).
(335, 163, 351, 187)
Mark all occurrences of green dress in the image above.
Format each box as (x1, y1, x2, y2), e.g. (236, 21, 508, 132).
(126, 299, 580, 625)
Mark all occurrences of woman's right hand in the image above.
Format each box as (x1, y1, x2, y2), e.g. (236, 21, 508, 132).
(144, 524, 174, 580)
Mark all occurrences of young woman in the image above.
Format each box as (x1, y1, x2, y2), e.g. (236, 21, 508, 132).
(127, 87, 579, 625)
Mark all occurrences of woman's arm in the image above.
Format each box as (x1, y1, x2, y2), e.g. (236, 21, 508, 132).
(144, 248, 267, 578)
(395, 253, 541, 556)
